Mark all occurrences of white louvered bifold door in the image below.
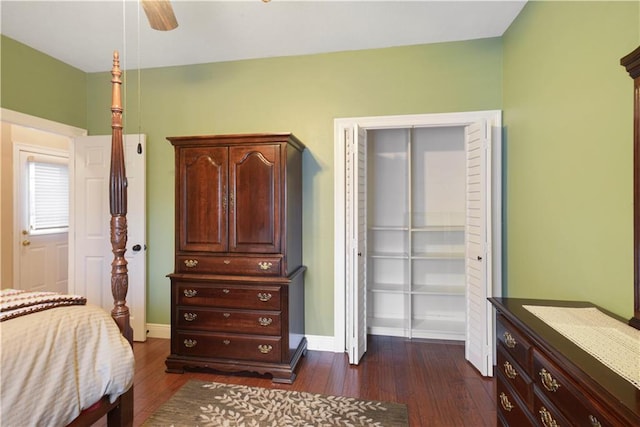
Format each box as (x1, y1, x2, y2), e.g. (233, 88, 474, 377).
(346, 125, 368, 365)
(464, 121, 493, 376)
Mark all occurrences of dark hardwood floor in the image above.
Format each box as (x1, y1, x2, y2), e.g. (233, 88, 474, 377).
(102, 335, 496, 426)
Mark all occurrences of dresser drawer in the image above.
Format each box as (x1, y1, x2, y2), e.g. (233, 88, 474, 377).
(175, 332, 282, 363)
(177, 254, 282, 276)
(496, 375, 536, 427)
(176, 282, 281, 310)
(177, 307, 281, 335)
(497, 346, 532, 407)
(533, 388, 572, 427)
(533, 350, 616, 427)
(497, 314, 532, 370)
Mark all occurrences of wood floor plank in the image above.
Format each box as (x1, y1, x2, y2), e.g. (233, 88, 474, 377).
(95, 336, 496, 426)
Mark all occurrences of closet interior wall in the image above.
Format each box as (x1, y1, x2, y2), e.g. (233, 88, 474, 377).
(366, 126, 466, 340)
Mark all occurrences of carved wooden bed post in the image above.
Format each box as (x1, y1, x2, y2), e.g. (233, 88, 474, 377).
(110, 51, 134, 344)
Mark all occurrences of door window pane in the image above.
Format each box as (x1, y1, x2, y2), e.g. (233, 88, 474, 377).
(28, 158, 69, 233)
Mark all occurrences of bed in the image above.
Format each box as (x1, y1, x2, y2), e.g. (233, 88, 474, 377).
(0, 51, 135, 427)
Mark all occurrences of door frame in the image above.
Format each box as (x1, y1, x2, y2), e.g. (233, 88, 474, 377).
(3, 108, 87, 291)
(333, 110, 503, 368)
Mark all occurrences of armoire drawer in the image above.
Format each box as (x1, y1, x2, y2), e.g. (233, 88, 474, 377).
(174, 332, 282, 363)
(176, 282, 281, 310)
(177, 255, 282, 276)
(177, 307, 282, 335)
(497, 314, 532, 370)
(533, 350, 615, 427)
(497, 346, 532, 407)
(496, 375, 536, 427)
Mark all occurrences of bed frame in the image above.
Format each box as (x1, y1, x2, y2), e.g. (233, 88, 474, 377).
(66, 51, 134, 427)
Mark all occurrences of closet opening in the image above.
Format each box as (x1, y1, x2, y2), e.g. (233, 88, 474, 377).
(367, 126, 466, 340)
(334, 111, 502, 376)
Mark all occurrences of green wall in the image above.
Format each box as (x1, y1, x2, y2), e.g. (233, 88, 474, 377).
(503, 1, 638, 318)
(1, 36, 86, 128)
(86, 38, 503, 335)
(2, 0, 638, 336)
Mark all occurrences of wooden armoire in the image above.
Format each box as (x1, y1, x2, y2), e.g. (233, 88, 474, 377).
(165, 133, 306, 384)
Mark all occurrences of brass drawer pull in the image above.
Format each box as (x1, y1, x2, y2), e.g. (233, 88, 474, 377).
(499, 392, 514, 412)
(258, 317, 273, 326)
(183, 339, 197, 348)
(223, 313, 231, 318)
(258, 344, 273, 354)
(223, 339, 230, 345)
(184, 259, 198, 268)
(539, 368, 561, 392)
(503, 361, 518, 379)
(257, 292, 272, 302)
(589, 415, 602, 427)
(223, 259, 231, 264)
(258, 261, 273, 271)
(183, 289, 198, 298)
(183, 312, 197, 322)
(222, 289, 230, 294)
(503, 331, 517, 348)
(539, 406, 559, 427)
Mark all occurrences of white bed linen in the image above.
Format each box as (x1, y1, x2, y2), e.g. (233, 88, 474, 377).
(0, 304, 135, 426)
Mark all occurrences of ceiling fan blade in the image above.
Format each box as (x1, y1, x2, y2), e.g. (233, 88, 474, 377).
(141, 0, 178, 31)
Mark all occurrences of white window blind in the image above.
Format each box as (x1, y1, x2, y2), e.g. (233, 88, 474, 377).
(28, 158, 69, 233)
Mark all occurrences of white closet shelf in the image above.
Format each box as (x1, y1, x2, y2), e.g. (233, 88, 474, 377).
(369, 251, 409, 259)
(412, 317, 465, 335)
(366, 317, 465, 341)
(411, 284, 465, 295)
(368, 283, 407, 293)
(411, 324, 465, 340)
(369, 226, 409, 231)
(411, 251, 465, 259)
(368, 317, 406, 329)
(411, 225, 464, 232)
(367, 317, 408, 338)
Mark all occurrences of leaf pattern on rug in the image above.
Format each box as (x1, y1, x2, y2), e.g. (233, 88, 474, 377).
(142, 380, 408, 427)
(199, 382, 390, 427)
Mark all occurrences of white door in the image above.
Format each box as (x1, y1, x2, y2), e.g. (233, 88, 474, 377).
(72, 134, 147, 342)
(15, 148, 69, 293)
(346, 126, 367, 364)
(464, 121, 493, 376)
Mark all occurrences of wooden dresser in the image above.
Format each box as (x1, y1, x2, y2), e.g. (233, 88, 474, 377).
(489, 298, 640, 426)
(165, 133, 306, 384)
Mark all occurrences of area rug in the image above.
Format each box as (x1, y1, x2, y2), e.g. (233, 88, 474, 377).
(142, 380, 409, 427)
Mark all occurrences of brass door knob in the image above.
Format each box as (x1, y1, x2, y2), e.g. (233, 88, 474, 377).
(22, 240, 31, 246)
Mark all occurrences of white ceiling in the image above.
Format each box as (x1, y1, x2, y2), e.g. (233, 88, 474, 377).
(0, 0, 527, 73)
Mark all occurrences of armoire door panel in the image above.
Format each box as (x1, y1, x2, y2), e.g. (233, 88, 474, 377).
(229, 145, 281, 253)
(179, 147, 228, 252)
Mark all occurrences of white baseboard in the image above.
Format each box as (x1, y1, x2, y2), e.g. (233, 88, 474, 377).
(144, 324, 340, 353)
(146, 323, 171, 339)
(305, 334, 338, 352)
